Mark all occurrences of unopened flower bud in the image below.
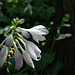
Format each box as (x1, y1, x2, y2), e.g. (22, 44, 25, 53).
(13, 18, 16, 23)
(21, 31, 31, 38)
(16, 29, 21, 33)
(18, 19, 25, 24)
(5, 35, 13, 47)
(3, 28, 10, 34)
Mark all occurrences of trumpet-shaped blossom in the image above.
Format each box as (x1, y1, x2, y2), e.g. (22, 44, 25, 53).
(17, 33, 41, 61)
(21, 25, 49, 43)
(0, 46, 8, 67)
(16, 40, 35, 68)
(13, 41, 23, 70)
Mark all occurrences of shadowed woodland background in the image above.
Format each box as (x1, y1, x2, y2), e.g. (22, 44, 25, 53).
(0, 0, 75, 75)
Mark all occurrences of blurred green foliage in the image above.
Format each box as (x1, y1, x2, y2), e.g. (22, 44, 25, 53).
(0, 0, 64, 75)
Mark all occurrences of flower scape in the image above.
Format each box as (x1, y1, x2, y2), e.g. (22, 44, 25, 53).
(0, 18, 49, 71)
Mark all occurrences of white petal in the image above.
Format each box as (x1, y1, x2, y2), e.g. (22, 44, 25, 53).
(29, 41, 41, 53)
(0, 46, 8, 67)
(14, 50, 23, 70)
(31, 33, 46, 43)
(38, 28, 49, 35)
(23, 51, 35, 68)
(29, 29, 47, 35)
(28, 41, 41, 60)
(26, 44, 38, 61)
(31, 25, 46, 30)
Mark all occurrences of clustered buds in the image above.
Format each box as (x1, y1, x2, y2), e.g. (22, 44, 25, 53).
(56, 23, 72, 40)
(13, 18, 25, 24)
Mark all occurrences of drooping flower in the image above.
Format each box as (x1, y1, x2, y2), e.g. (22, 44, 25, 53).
(5, 34, 13, 47)
(17, 33, 41, 61)
(15, 39, 35, 68)
(13, 41, 23, 70)
(21, 25, 49, 43)
(0, 46, 8, 67)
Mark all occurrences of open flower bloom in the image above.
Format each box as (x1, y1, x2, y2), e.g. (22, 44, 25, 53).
(17, 33, 41, 61)
(16, 39, 35, 68)
(13, 41, 23, 70)
(0, 46, 8, 67)
(21, 25, 49, 43)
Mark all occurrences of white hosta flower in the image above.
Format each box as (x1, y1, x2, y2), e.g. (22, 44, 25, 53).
(56, 36, 66, 40)
(0, 46, 8, 67)
(16, 40, 35, 68)
(21, 25, 49, 43)
(13, 41, 23, 70)
(63, 24, 71, 27)
(5, 34, 13, 47)
(62, 33, 72, 37)
(56, 33, 72, 40)
(17, 34, 41, 61)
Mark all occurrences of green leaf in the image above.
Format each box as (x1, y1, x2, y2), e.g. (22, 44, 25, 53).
(65, 14, 70, 19)
(0, 28, 3, 35)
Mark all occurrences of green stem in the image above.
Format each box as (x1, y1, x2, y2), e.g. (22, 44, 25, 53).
(41, 36, 57, 74)
(0, 38, 7, 48)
